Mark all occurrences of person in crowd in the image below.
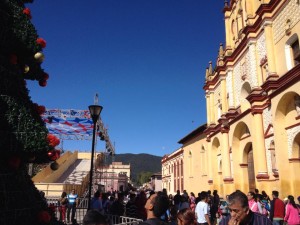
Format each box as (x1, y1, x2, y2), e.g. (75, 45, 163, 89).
(174, 190, 182, 211)
(195, 191, 211, 225)
(284, 195, 300, 225)
(269, 190, 285, 225)
(177, 208, 197, 225)
(262, 191, 271, 202)
(59, 191, 68, 224)
(162, 188, 168, 196)
(110, 192, 125, 216)
(207, 190, 213, 222)
(160, 191, 170, 222)
(136, 191, 147, 220)
(168, 194, 174, 206)
(256, 194, 268, 216)
(211, 190, 220, 224)
(183, 190, 189, 199)
(195, 192, 201, 205)
(219, 190, 272, 225)
(83, 209, 109, 225)
(189, 192, 196, 211)
(126, 192, 138, 218)
(169, 205, 178, 225)
(138, 191, 170, 225)
(247, 191, 259, 213)
(261, 191, 271, 212)
(216, 210, 223, 225)
(101, 192, 109, 214)
(91, 191, 103, 211)
(67, 189, 79, 224)
(207, 190, 214, 207)
(179, 195, 190, 211)
(219, 198, 230, 217)
(297, 196, 300, 205)
(106, 195, 115, 214)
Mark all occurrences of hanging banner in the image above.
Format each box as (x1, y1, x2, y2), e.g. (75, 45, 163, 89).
(42, 109, 96, 140)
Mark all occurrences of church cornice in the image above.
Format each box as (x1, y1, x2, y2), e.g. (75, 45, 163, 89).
(268, 64, 300, 99)
(161, 148, 184, 163)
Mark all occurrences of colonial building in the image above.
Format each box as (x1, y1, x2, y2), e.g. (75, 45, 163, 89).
(162, 148, 184, 194)
(96, 161, 130, 192)
(149, 172, 162, 192)
(163, 0, 300, 198)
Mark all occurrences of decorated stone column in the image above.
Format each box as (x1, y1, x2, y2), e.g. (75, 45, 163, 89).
(206, 136, 213, 186)
(220, 77, 228, 114)
(219, 117, 234, 195)
(206, 92, 211, 126)
(247, 89, 270, 184)
(210, 91, 216, 124)
(263, 21, 277, 78)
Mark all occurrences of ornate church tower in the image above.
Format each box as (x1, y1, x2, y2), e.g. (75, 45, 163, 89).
(203, 0, 300, 196)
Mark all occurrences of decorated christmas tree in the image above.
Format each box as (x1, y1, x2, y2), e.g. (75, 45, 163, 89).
(0, 0, 62, 224)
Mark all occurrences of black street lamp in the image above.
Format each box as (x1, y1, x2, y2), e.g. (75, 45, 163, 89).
(88, 104, 103, 210)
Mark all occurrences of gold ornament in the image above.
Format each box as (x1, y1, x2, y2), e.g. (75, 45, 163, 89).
(34, 52, 45, 63)
(24, 65, 30, 73)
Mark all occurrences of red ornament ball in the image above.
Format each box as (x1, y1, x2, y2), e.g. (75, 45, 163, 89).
(23, 8, 32, 19)
(37, 210, 51, 223)
(36, 38, 47, 48)
(36, 105, 46, 115)
(43, 72, 49, 80)
(39, 80, 47, 87)
(47, 134, 60, 148)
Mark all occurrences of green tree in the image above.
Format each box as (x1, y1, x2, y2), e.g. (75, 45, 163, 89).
(0, 1, 62, 224)
(136, 171, 153, 186)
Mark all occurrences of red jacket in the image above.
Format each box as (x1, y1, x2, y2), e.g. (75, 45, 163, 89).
(270, 198, 285, 221)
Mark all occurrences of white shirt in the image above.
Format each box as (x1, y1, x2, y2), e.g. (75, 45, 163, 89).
(195, 201, 208, 223)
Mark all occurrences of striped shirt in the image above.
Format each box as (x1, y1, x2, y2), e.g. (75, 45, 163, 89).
(67, 194, 78, 205)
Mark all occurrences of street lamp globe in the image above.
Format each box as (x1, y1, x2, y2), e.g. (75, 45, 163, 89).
(88, 105, 103, 123)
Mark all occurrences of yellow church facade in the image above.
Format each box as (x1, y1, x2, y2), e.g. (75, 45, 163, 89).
(162, 0, 300, 198)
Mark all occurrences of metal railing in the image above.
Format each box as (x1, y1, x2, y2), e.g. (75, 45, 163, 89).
(46, 197, 143, 225)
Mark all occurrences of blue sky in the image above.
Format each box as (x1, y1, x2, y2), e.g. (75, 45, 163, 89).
(27, 1, 225, 157)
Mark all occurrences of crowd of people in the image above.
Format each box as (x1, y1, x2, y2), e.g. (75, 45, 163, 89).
(56, 188, 300, 225)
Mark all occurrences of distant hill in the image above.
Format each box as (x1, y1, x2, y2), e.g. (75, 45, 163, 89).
(107, 153, 162, 183)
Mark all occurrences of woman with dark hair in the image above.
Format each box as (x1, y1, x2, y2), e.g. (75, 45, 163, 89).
(261, 191, 270, 212)
(247, 191, 259, 213)
(261, 191, 271, 202)
(177, 208, 197, 225)
(91, 191, 103, 211)
(59, 191, 68, 223)
(284, 195, 300, 225)
(189, 192, 196, 211)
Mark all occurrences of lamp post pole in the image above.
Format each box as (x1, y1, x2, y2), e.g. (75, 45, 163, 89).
(88, 104, 102, 210)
